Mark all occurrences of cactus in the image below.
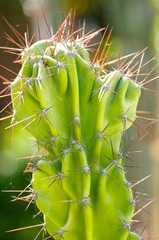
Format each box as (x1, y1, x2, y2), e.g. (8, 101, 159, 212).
(2, 12, 154, 240)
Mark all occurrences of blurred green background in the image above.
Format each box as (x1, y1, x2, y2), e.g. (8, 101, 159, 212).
(0, 0, 159, 239)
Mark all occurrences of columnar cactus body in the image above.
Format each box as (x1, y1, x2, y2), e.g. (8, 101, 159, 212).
(10, 15, 141, 239)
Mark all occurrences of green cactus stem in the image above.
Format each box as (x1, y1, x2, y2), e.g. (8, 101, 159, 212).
(8, 13, 144, 240)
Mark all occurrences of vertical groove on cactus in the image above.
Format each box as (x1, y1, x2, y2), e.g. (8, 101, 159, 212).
(1, 11, 156, 240)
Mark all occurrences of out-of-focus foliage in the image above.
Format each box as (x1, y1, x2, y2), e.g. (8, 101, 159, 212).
(0, 2, 38, 239)
(0, 0, 158, 239)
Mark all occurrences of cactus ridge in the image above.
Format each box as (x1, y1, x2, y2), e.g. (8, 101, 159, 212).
(1, 12, 156, 240)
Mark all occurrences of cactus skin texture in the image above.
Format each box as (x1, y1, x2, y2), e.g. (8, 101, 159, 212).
(10, 14, 142, 240)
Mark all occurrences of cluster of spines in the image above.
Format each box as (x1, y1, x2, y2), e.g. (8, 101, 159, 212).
(0, 11, 158, 240)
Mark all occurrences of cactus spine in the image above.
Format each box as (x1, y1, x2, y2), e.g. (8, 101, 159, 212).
(7, 13, 146, 239)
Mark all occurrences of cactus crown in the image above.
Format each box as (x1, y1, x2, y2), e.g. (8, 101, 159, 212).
(1, 11, 156, 240)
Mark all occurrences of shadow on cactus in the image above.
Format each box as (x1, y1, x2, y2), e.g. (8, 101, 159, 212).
(1, 11, 157, 240)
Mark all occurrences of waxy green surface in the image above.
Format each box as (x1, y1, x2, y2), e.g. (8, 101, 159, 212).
(11, 38, 141, 239)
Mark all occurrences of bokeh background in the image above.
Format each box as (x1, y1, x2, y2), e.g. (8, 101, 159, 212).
(0, 0, 159, 239)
